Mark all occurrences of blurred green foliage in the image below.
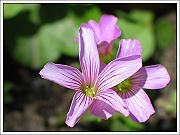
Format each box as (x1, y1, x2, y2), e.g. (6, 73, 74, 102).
(118, 10, 155, 61)
(70, 6, 102, 25)
(81, 112, 144, 131)
(14, 17, 78, 69)
(129, 10, 154, 25)
(4, 4, 40, 24)
(155, 18, 175, 49)
(4, 4, 24, 19)
(109, 113, 144, 131)
(4, 81, 14, 104)
(4, 4, 175, 68)
(163, 91, 176, 114)
(5, 4, 102, 69)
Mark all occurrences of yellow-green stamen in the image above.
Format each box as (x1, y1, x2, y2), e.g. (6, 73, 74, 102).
(82, 85, 96, 98)
(115, 79, 132, 93)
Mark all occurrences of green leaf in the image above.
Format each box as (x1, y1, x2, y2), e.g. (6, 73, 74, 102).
(116, 10, 155, 61)
(81, 6, 102, 23)
(13, 34, 61, 69)
(4, 4, 40, 23)
(70, 6, 102, 26)
(119, 19, 155, 61)
(55, 19, 79, 56)
(4, 4, 25, 19)
(155, 18, 175, 49)
(13, 37, 35, 68)
(129, 10, 154, 25)
(28, 4, 41, 24)
(13, 18, 79, 69)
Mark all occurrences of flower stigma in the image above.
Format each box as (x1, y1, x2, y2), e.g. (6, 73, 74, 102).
(115, 78, 132, 93)
(82, 85, 96, 98)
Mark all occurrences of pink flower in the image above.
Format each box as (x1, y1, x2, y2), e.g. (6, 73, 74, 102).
(85, 14, 121, 56)
(97, 39, 171, 122)
(39, 26, 142, 127)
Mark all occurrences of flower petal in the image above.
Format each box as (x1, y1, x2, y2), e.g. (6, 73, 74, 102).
(99, 15, 121, 44)
(88, 20, 101, 42)
(94, 89, 129, 117)
(99, 62, 106, 73)
(130, 67, 147, 89)
(39, 62, 83, 91)
(90, 99, 116, 119)
(123, 88, 155, 122)
(134, 64, 170, 89)
(79, 26, 100, 86)
(116, 39, 142, 59)
(66, 91, 93, 127)
(96, 55, 142, 91)
(97, 41, 112, 55)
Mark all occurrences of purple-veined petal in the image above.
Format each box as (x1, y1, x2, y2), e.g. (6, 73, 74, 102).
(90, 99, 116, 119)
(116, 39, 142, 59)
(88, 20, 101, 42)
(99, 15, 121, 44)
(133, 64, 170, 89)
(143, 65, 170, 89)
(66, 91, 93, 127)
(39, 62, 83, 91)
(96, 55, 142, 92)
(130, 67, 147, 89)
(99, 62, 106, 73)
(123, 88, 155, 122)
(79, 26, 100, 86)
(94, 89, 129, 117)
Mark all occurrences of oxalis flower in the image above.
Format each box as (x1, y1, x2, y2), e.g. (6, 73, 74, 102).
(84, 14, 121, 57)
(97, 39, 171, 122)
(39, 26, 142, 127)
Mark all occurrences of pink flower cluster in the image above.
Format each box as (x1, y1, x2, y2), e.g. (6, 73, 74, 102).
(39, 15, 170, 127)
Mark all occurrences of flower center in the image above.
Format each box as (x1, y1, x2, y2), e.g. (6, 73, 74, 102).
(115, 78, 132, 93)
(82, 85, 96, 98)
(100, 54, 113, 64)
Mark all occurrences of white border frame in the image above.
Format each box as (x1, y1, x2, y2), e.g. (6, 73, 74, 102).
(0, 1, 179, 134)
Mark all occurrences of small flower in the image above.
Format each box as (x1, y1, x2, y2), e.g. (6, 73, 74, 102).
(39, 26, 142, 127)
(85, 14, 121, 56)
(97, 39, 170, 122)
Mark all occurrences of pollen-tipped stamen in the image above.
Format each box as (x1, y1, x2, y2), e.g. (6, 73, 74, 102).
(115, 78, 132, 93)
(82, 85, 96, 98)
